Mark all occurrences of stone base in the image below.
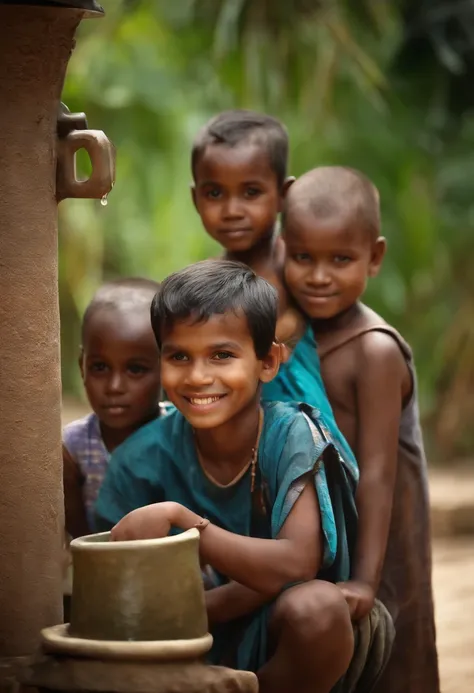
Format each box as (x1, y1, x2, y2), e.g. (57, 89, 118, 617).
(22, 653, 258, 693)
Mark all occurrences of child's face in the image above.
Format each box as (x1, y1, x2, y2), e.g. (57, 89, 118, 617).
(160, 312, 279, 430)
(192, 143, 283, 253)
(81, 309, 161, 433)
(284, 210, 386, 320)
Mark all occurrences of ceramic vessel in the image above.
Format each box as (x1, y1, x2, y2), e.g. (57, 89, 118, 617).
(69, 528, 208, 643)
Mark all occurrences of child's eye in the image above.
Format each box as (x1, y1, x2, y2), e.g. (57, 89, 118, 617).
(293, 253, 312, 263)
(89, 362, 107, 373)
(213, 351, 233, 361)
(333, 255, 351, 265)
(171, 353, 189, 362)
(127, 364, 150, 375)
(205, 188, 222, 200)
(245, 187, 262, 198)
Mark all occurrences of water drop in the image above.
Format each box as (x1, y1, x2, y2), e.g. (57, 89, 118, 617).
(100, 194, 108, 207)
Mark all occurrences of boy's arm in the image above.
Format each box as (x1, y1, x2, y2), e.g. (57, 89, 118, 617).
(112, 482, 323, 597)
(342, 331, 406, 619)
(63, 445, 90, 538)
(205, 581, 272, 625)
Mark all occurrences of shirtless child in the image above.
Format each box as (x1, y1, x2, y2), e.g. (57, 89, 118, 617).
(282, 166, 439, 693)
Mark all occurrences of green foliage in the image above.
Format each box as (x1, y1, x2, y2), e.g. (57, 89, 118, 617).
(60, 0, 474, 459)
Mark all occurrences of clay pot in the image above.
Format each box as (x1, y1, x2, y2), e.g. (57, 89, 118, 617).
(69, 528, 208, 642)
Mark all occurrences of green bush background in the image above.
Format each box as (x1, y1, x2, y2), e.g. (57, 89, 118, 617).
(60, 0, 474, 461)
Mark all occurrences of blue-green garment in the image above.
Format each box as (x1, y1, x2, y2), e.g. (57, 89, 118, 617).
(263, 325, 356, 465)
(95, 400, 358, 672)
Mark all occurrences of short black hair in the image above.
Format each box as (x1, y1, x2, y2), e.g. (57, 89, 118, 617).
(283, 166, 381, 240)
(82, 277, 160, 343)
(151, 260, 278, 359)
(191, 109, 289, 187)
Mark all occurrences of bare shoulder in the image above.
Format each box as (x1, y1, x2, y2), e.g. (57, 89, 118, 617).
(353, 330, 411, 398)
(356, 329, 406, 364)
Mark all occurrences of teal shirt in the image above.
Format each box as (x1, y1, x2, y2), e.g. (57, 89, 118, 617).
(95, 401, 358, 671)
(262, 325, 356, 465)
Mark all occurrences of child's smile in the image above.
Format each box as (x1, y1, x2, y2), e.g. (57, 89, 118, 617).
(186, 394, 226, 409)
(160, 311, 274, 430)
(284, 211, 385, 321)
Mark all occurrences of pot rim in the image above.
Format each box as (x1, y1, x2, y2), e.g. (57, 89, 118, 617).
(70, 527, 199, 551)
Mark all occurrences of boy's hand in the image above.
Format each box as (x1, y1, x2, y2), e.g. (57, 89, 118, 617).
(110, 502, 182, 541)
(337, 580, 375, 621)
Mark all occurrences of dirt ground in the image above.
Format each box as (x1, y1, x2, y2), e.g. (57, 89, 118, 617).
(432, 538, 474, 692)
(62, 398, 474, 692)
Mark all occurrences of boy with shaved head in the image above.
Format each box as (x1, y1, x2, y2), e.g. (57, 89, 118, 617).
(282, 167, 439, 693)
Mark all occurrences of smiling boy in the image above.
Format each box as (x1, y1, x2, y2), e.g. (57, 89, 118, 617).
(95, 260, 365, 693)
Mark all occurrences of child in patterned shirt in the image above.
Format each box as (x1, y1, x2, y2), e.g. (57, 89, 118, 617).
(62, 277, 166, 538)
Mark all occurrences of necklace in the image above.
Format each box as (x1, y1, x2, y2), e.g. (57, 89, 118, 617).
(194, 408, 264, 490)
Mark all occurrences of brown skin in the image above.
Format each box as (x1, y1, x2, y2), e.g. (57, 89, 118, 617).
(63, 307, 161, 537)
(80, 308, 162, 449)
(111, 489, 321, 596)
(191, 142, 305, 349)
(158, 312, 279, 455)
(284, 207, 411, 621)
(112, 312, 353, 693)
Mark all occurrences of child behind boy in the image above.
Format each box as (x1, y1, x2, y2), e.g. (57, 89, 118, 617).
(191, 110, 353, 461)
(95, 260, 392, 693)
(62, 277, 164, 538)
(191, 109, 300, 347)
(282, 167, 439, 693)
